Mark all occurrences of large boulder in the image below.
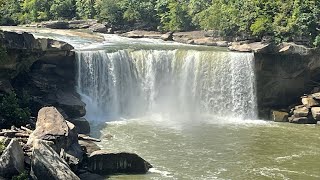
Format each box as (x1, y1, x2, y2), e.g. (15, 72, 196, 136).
(0, 139, 25, 178)
(31, 140, 80, 180)
(88, 150, 152, 175)
(270, 110, 289, 122)
(55, 91, 86, 119)
(89, 23, 107, 33)
(41, 21, 69, 29)
(27, 107, 83, 162)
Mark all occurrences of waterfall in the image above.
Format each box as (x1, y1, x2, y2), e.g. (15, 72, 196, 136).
(76, 49, 257, 122)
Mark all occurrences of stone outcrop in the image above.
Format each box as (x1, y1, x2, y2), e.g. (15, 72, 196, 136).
(27, 107, 83, 161)
(270, 110, 289, 122)
(88, 150, 152, 175)
(0, 30, 86, 126)
(285, 92, 320, 124)
(0, 139, 24, 178)
(31, 140, 80, 180)
(0, 30, 87, 124)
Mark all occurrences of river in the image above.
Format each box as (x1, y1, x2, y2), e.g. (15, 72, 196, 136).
(11, 28, 320, 180)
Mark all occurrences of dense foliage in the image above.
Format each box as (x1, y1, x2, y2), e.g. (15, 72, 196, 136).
(0, 0, 319, 46)
(0, 91, 31, 128)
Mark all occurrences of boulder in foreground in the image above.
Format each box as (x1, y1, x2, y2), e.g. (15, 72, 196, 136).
(88, 150, 152, 175)
(0, 139, 24, 178)
(31, 140, 80, 180)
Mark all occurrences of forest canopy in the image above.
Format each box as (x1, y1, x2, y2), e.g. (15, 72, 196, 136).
(0, 0, 319, 46)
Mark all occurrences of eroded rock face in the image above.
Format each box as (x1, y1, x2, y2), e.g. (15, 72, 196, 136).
(31, 140, 80, 180)
(255, 53, 311, 118)
(0, 139, 24, 178)
(88, 150, 152, 175)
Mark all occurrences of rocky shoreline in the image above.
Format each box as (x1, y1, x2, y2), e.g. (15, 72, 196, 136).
(0, 107, 152, 179)
(0, 30, 152, 179)
(22, 20, 317, 55)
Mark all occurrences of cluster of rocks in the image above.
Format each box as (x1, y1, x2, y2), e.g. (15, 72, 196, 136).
(271, 91, 320, 124)
(120, 30, 316, 55)
(0, 107, 152, 179)
(24, 20, 114, 34)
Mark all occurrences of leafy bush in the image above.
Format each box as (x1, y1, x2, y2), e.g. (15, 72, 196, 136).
(0, 92, 31, 128)
(313, 35, 320, 47)
(12, 171, 29, 180)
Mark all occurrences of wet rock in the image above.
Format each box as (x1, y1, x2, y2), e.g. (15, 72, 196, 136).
(69, 118, 90, 134)
(0, 139, 25, 178)
(46, 39, 74, 51)
(270, 110, 289, 122)
(290, 117, 316, 124)
(78, 172, 104, 180)
(79, 140, 101, 155)
(88, 150, 152, 175)
(311, 107, 320, 121)
(31, 140, 80, 180)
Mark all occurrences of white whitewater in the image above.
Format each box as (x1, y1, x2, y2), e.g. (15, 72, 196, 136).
(76, 49, 257, 122)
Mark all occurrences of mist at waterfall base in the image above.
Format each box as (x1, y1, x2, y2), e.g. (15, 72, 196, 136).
(68, 36, 320, 179)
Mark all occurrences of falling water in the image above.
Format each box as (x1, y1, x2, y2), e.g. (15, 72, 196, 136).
(76, 49, 257, 122)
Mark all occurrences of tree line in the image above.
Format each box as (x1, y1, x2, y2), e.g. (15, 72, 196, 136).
(0, 0, 319, 46)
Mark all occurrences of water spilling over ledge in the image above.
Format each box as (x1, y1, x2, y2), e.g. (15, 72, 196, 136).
(76, 49, 257, 122)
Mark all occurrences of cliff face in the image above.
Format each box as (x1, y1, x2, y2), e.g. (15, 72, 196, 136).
(0, 31, 85, 120)
(255, 51, 320, 119)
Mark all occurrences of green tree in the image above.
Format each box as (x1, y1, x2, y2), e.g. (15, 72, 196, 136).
(22, 0, 52, 23)
(95, 0, 124, 26)
(0, 92, 31, 128)
(76, 0, 96, 19)
(156, 0, 193, 31)
(0, 0, 22, 25)
(50, 0, 76, 20)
